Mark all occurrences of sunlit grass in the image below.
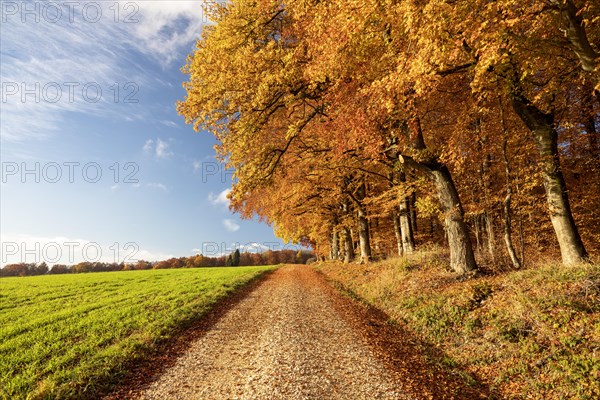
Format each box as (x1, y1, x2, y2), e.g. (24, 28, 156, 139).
(0, 266, 276, 399)
(317, 250, 600, 399)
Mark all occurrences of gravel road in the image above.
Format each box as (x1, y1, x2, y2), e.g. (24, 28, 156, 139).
(137, 265, 410, 400)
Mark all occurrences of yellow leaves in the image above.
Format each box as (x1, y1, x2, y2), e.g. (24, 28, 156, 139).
(177, 0, 600, 256)
(415, 195, 442, 220)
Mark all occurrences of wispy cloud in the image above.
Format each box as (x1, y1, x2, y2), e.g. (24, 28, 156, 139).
(131, 181, 168, 191)
(124, 0, 209, 66)
(146, 182, 168, 192)
(1, 1, 207, 142)
(223, 219, 240, 232)
(208, 188, 231, 206)
(155, 139, 173, 159)
(143, 139, 154, 153)
(143, 138, 173, 159)
(160, 120, 179, 128)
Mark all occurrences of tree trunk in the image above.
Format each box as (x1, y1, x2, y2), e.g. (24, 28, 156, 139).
(401, 106, 477, 274)
(399, 196, 415, 254)
(485, 212, 496, 262)
(410, 192, 418, 236)
(499, 97, 522, 269)
(503, 193, 521, 269)
(473, 215, 482, 255)
(392, 212, 403, 256)
(474, 118, 495, 262)
(343, 227, 354, 263)
(330, 230, 339, 261)
(387, 171, 406, 256)
(515, 169, 526, 267)
(511, 94, 588, 264)
(357, 213, 371, 263)
(356, 183, 372, 263)
(502, 169, 522, 270)
(395, 171, 416, 254)
(402, 153, 479, 273)
(341, 199, 355, 263)
(428, 166, 478, 274)
(519, 214, 525, 267)
(553, 0, 599, 73)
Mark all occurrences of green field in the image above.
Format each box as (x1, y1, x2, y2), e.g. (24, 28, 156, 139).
(0, 266, 276, 399)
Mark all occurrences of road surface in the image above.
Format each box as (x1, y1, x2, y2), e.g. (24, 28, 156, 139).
(137, 265, 409, 399)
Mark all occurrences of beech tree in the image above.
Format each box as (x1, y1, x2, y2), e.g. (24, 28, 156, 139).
(179, 0, 598, 272)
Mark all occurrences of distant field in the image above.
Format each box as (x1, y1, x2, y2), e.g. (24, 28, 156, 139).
(0, 266, 276, 399)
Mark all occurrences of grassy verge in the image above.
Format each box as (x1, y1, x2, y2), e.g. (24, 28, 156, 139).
(316, 249, 599, 399)
(0, 266, 276, 399)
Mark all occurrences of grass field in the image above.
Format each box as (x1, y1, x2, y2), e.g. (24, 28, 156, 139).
(0, 266, 276, 400)
(317, 249, 600, 399)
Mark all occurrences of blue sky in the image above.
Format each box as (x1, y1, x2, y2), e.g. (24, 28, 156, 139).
(0, 0, 292, 265)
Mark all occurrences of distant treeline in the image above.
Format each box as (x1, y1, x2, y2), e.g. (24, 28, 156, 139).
(0, 249, 314, 277)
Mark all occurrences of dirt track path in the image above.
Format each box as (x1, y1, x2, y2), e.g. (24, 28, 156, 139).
(137, 265, 410, 400)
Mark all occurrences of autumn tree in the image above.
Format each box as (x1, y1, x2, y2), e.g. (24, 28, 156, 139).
(444, 0, 595, 264)
(179, 0, 598, 272)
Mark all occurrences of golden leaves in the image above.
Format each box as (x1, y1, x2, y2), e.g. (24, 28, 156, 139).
(178, 0, 600, 258)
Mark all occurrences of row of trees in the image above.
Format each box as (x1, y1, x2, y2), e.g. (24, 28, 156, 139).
(179, 0, 599, 273)
(0, 262, 124, 277)
(0, 262, 52, 277)
(151, 249, 312, 269)
(0, 250, 314, 277)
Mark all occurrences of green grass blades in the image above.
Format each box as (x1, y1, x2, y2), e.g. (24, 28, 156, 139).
(0, 266, 276, 399)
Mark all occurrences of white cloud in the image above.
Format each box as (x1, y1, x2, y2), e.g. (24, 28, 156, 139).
(130, 182, 168, 191)
(208, 188, 231, 206)
(241, 242, 271, 252)
(223, 219, 240, 232)
(124, 0, 209, 65)
(143, 139, 155, 153)
(160, 120, 178, 128)
(134, 249, 175, 263)
(1, 1, 207, 142)
(155, 138, 173, 158)
(143, 138, 173, 159)
(146, 182, 168, 191)
(0, 233, 173, 266)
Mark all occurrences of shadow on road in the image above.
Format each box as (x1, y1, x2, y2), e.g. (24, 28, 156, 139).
(319, 272, 498, 400)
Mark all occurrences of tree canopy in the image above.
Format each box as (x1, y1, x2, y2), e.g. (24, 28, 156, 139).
(179, 0, 599, 273)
